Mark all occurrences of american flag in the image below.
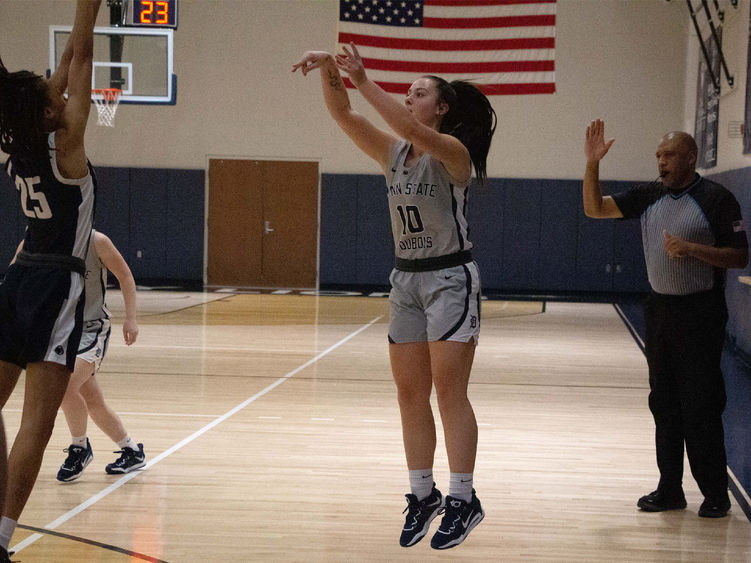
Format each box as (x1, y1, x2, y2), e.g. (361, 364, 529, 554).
(337, 0, 556, 96)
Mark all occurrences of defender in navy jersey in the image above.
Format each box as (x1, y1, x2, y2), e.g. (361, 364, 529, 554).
(583, 120, 748, 519)
(0, 1, 102, 554)
(294, 43, 496, 549)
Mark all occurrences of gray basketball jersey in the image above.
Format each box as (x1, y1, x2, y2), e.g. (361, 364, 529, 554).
(385, 140, 472, 260)
(83, 230, 111, 322)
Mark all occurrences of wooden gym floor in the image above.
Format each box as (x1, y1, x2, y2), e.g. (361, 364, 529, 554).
(3, 291, 750, 562)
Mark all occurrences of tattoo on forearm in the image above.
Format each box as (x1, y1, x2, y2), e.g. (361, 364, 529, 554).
(327, 70, 343, 91)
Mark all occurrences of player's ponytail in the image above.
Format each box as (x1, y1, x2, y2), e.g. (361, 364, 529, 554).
(426, 76, 497, 187)
(0, 57, 50, 160)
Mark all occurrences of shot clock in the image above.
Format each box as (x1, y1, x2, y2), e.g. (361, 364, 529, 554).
(130, 0, 178, 29)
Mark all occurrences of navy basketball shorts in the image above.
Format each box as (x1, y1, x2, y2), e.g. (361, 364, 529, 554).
(78, 318, 112, 372)
(0, 263, 85, 372)
(388, 261, 481, 344)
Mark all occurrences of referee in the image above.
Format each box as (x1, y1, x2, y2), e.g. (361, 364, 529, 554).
(582, 120, 748, 518)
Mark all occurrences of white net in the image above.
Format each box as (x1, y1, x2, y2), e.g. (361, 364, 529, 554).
(92, 89, 121, 127)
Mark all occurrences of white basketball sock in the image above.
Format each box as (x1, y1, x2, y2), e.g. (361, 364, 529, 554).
(449, 473, 473, 503)
(0, 516, 17, 550)
(117, 436, 137, 451)
(408, 468, 435, 500)
(71, 435, 88, 448)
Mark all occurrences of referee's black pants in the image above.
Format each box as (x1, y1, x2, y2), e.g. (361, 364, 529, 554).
(644, 289, 729, 503)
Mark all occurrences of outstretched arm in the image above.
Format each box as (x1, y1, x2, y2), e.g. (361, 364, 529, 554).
(293, 50, 396, 169)
(94, 232, 138, 345)
(583, 119, 622, 219)
(56, 0, 101, 178)
(335, 43, 470, 182)
(48, 34, 75, 97)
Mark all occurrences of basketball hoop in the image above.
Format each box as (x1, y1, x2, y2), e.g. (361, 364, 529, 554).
(91, 88, 121, 127)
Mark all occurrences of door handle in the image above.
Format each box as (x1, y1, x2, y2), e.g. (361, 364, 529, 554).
(264, 220, 274, 235)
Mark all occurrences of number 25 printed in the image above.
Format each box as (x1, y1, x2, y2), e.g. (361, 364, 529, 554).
(16, 175, 52, 219)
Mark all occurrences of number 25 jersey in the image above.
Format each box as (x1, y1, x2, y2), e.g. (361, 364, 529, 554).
(4, 132, 95, 263)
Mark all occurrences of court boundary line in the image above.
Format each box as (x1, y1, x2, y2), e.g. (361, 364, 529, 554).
(106, 288, 233, 318)
(612, 303, 645, 353)
(11, 315, 383, 555)
(15, 524, 168, 562)
(728, 468, 751, 521)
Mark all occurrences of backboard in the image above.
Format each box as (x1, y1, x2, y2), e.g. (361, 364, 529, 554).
(49, 25, 176, 105)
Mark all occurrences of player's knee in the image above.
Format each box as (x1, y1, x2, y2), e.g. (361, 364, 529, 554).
(397, 384, 431, 408)
(433, 383, 468, 407)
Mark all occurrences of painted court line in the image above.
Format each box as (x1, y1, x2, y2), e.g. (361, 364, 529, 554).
(11, 315, 382, 555)
(117, 411, 220, 418)
(613, 303, 645, 352)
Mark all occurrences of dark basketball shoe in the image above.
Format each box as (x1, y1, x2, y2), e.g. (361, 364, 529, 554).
(56, 439, 93, 482)
(430, 490, 485, 550)
(400, 485, 444, 547)
(637, 489, 687, 512)
(105, 443, 146, 474)
(698, 497, 731, 518)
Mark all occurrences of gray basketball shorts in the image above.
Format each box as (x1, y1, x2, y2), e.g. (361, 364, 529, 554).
(388, 261, 481, 344)
(77, 318, 111, 371)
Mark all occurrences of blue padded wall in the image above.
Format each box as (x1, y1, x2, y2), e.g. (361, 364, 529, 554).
(705, 167, 751, 502)
(129, 168, 169, 279)
(723, 348, 751, 512)
(466, 178, 504, 288)
(610, 180, 650, 293)
(576, 206, 615, 291)
(502, 178, 543, 289)
(706, 167, 751, 357)
(540, 180, 580, 291)
(355, 175, 393, 285)
(93, 166, 131, 263)
(93, 167, 204, 283)
(320, 173, 393, 286)
(320, 174, 358, 285)
(166, 169, 205, 282)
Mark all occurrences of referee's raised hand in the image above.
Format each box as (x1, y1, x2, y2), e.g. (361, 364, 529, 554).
(585, 119, 615, 164)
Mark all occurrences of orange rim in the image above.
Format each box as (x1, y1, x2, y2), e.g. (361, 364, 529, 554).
(92, 88, 121, 100)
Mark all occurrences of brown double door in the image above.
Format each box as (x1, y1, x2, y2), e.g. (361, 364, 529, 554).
(207, 159, 318, 289)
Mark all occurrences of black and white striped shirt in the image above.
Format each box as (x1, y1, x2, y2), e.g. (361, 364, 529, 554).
(612, 174, 747, 295)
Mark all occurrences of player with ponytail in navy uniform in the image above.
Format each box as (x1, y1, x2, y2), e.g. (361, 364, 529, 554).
(294, 43, 496, 550)
(0, 1, 102, 558)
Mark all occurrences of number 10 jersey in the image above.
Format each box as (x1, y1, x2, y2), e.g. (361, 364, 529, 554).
(385, 140, 472, 261)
